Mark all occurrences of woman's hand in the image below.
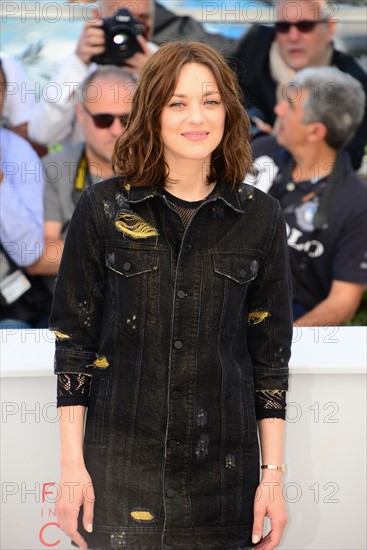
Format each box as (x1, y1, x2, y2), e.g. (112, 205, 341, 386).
(252, 472, 288, 549)
(56, 466, 95, 550)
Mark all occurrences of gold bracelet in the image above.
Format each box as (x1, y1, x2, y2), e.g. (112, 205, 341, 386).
(261, 464, 285, 473)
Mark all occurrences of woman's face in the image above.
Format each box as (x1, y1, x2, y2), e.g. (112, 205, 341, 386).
(160, 63, 226, 169)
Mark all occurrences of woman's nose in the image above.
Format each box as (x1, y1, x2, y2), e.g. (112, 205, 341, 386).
(186, 102, 204, 123)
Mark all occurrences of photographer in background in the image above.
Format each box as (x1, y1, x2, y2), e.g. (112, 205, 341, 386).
(75, 0, 156, 74)
(29, 0, 235, 150)
(29, 1, 157, 149)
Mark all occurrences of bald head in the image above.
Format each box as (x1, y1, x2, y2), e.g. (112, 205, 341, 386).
(75, 66, 136, 177)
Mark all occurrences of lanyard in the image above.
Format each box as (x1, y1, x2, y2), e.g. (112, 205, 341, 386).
(61, 150, 93, 236)
(72, 149, 92, 206)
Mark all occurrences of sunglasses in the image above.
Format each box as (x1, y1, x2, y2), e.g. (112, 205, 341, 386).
(83, 104, 129, 129)
(275, 20, 326, 33)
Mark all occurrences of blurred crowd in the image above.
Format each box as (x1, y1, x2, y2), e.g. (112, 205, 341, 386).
(1, 0, 366, 328)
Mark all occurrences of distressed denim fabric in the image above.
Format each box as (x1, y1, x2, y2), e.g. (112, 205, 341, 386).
(50, 179, 292, 549)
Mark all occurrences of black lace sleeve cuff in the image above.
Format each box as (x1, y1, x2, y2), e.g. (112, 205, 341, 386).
(255, 389, 287, 420)
(57, 373, 92, 408)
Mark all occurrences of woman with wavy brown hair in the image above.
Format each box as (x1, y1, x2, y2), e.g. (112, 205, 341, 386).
(51, 41, 292, 550)
(113, 41, 252, 189)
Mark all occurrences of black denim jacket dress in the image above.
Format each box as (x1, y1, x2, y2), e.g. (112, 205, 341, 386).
(50, 177, 292, 550)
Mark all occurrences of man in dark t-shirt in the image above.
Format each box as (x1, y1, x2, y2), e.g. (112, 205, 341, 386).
(245, 67, 367, 325)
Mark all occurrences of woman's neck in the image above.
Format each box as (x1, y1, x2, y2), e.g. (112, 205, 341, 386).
(164, 160, 215, 201)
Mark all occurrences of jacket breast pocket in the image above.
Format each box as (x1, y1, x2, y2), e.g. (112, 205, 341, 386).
(213, 254, 259, 285)
(104, 246, 160, 329)
(105, 247, 159, 278)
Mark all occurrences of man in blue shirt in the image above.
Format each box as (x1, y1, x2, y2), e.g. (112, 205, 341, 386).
(0, 60, 50, 328)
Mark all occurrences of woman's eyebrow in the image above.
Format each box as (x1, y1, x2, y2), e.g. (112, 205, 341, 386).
(170, 90, 220, 98)
(203, 90, 220, 96)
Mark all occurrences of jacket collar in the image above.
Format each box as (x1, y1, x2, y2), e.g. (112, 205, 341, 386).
(214, 179, 245, 213)
(128, 179, 245, 214)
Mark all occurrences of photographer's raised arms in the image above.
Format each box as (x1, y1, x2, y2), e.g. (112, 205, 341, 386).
(27, 1, 156, 148)
(90, 8, 147, 66)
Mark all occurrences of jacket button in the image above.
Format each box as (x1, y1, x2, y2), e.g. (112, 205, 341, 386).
(177, 289, 186, 299)
(123, 261, 132, 272)
(174, 340, 183, 350)
(165, 536, 173, 546)
(166, 488, 175, 498)
(172, 390, 180, 400)
(240, 268, 247, 279)
(168, 439, 179, 448)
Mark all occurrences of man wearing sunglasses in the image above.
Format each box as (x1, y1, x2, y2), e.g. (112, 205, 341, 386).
(231, 0, 367, 170)
(27, 66, 134, 284)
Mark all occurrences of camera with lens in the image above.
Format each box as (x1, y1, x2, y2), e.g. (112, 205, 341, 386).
(91, 8, 145, 66)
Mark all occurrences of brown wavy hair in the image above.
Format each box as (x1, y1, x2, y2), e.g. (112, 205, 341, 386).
(113, 41, 252, 189)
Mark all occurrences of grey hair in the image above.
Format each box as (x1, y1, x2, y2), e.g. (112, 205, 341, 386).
(77, 65, 136, 104)
(294, 66, 365, 150)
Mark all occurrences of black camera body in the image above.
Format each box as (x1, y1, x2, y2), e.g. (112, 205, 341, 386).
(91, 8, 145, 66)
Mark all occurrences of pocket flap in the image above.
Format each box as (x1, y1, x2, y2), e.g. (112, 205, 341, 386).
(106, 248, 158, 277)
(213, 254, 259, 284)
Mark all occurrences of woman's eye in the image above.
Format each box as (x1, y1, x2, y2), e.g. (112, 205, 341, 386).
(205, 100, 219, 105)
(169, 102, 185, 108)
